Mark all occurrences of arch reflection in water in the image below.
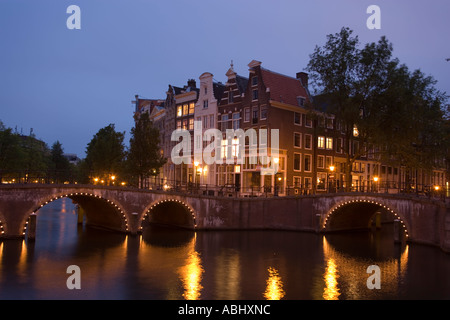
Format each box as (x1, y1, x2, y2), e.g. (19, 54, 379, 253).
(264, 267, 285, 300)
(322, 235, 409, 300)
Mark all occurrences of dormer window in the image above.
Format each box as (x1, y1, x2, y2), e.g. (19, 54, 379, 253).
(297, 97, 305, 106)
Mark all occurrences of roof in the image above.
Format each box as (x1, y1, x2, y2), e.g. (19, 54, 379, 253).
(260, 68, 309, 106)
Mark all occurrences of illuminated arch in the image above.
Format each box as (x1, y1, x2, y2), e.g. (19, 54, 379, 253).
(22, 192, 128, 236)
(322, 198, 409, 239)
(140, 198, 197, 231)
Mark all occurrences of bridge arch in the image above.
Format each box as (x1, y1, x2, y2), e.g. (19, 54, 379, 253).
(321, 198, 409, 239)
(23, 192, 129, 237)
(140, 198, 197, 231)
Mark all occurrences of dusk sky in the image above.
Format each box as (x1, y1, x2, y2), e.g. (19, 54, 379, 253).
(1, 0, 449, 158)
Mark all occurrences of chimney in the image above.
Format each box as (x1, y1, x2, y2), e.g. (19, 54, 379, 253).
(296, 72, 308, 87)
(187, 79, 197, 89)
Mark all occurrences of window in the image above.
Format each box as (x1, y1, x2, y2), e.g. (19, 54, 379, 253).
(317, 155, 325, 169)
(317, 173, 326, 190)
(252, 107, 258, 124)
(305, 116, 313, 128)
(183, 104, 189, 115)
(259, 127, 267, 146)
(232, 138, 239, 158)
(203, 100, 208, 109)
(304, 134, 312, 150)
(252, 89, 258, 100)
(203, 116, 208, 129)
(221, 140, 228, 159)
(304, 154, 312, 172)
(189, 118, 194, 130)
(177, 120, 181, 129)
(304, 177, 312, 189)
(209, 114, 214, 128)
(294, 132, 301, 148)
(337, 138, 343, 154)
(297, 97, 305, 106)
(221, 114, 229, 132)
(326, 156, 332, 168)
(326, 137, 333, 150)
(189, 102, 195, 114)
(232, 112, 240, 130)
(318, 136, 325, 149)
(229, 91, 234, 103)
(260, 106, 267, 120)
(244, 108, 250, 122)
(294, 112, 301, 125)
(326, 118, 333, 129)
(177, 106, 182, 117)
(252, 76, 258, 86)
(182, 119, 188, 130)
(294, 153, 301, 171)
(353, 125, 359, 137)
(294, 177, 301, 187)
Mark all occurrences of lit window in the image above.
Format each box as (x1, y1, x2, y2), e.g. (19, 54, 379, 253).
(183, 104, 189, 115)
(221, 140, 227, 159)
(177, 106, 182, 117)
(353, 126, 359, 137)
(189, 118, 194, 130)
(189, 102, 195, 114)
(318, 136, 325, 149)
(326, 137, 333, 150)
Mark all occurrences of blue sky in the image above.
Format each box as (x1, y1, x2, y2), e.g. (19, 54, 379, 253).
(1, 0, 449, 158)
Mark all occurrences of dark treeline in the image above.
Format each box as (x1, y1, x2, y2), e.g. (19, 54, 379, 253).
(0, 113, 166, 188)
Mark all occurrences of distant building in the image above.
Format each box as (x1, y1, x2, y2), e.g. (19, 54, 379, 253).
(63, 153, 80, 165)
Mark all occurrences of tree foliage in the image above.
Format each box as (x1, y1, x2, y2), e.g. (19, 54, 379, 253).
(127, 112, 166, 188)
(307, 27, 448, 190)
(85, 124, 126, 183)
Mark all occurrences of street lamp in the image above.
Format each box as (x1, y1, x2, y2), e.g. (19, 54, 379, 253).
(373, 176, 379, 192)
(328, 165, 335, 193)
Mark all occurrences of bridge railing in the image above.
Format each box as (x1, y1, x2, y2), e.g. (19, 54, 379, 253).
(1, 174, 447, 201)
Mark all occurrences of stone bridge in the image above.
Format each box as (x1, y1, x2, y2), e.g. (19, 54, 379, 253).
(1, 185, 449, 252)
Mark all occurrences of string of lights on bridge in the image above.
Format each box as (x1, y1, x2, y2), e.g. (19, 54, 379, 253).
(24, 192, 129, 235)
(141, 199, 197, 232)
(323, 199, 409, 239)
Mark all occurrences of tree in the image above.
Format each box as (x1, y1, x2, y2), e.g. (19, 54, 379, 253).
(0, 124, 25, 182)
(85, 124, 126, 184)
(49, 141, 72, 183)
(127, 112, 166, 188)
(306, 27, 448, 191)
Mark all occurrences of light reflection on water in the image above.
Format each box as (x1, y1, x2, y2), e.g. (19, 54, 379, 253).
(0, 198, 449, 300)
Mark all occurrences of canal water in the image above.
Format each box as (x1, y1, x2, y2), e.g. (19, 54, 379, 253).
(0, 198, 450, 300)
